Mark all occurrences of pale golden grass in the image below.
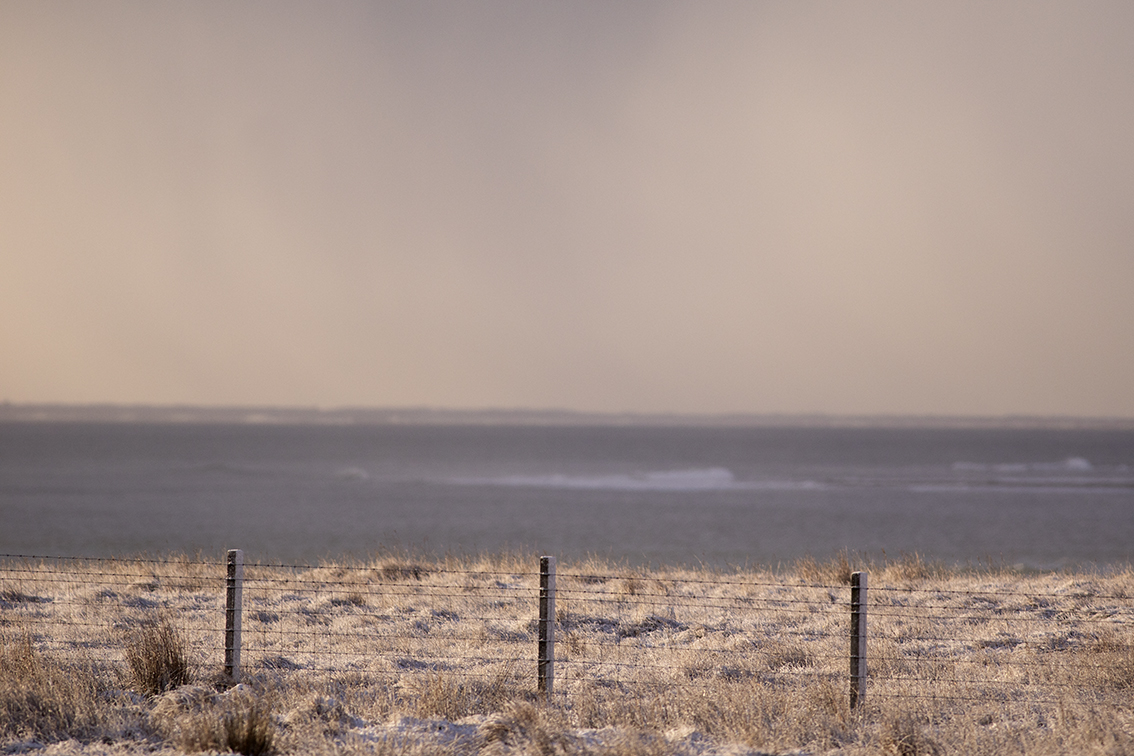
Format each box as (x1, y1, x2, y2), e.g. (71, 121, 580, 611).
(150, 683, 275, 755)
(1, 551, 1133, 755)
(0, 632, 111, 742)
(125, 617, 192, 696)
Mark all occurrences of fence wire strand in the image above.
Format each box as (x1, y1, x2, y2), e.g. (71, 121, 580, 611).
(3, 554, 1131, 712)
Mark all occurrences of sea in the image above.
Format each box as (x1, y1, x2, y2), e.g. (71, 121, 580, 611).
(2, 419, 1133, 570)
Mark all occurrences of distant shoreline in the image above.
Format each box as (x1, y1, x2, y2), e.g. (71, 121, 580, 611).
(2, 402, 1133, 430)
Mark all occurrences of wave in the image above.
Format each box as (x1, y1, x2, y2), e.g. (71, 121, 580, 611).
(335, 467, 371, 481)
(909, 481, 1133, 494)
(446, 467, 825, 492)
(952, 457, 1094, 473)
(189, 461, 278, 477)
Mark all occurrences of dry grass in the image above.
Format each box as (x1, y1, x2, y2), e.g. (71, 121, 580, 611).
(125, 616, 192, 695)
(150, 683, 275, 754)
(0, 632, 111, 742)
(795, 550, 854, 585)
(2, 551, 1133, 754)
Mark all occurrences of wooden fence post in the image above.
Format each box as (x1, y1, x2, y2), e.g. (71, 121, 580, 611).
(225, 549, 244, 681)
(850, 570, 867, 709)
(538, 556, 556, 700)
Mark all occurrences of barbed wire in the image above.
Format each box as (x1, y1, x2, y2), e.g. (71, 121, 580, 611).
(557, 587, 842, 603)
(243, 576, 530, 587)
(556, 600, 843, 618)
(0, 554, 223, 567)
(552, 672, 845, 694)
(867, 619, 1128, 631)
(5, 555, 1133, 712)
(243, 561, 539, 577)
(867, 628, 1131, 643)
(868, 690, 1044, 704)
(868, 653, 1127, 667)
(238, 664, 524, 681)
(870, 672, 1106, 688)
(0, 571, 222, 587)
(870, 583, 1134, 601)
(242, 627, 532, 643)
(558, 571, 848, 591)
(239, 648, 532, 664)
(242, 586, 533, 601)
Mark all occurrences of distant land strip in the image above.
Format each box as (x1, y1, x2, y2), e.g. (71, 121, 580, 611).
(2, 403, 1133, 430)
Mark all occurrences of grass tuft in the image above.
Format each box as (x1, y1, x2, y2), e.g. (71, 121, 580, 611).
(877, 552, 948, 583)
(223, 697, 276, 756)
(380, 561, 427, 581)
(480, 701, 569, 756)
(0, 633, 109, 742)
(795, 550, 854, 585)
(152, 684, 275, 755)
(125, 617, 191, 696)
(411, 669, 519, 720)
(882, 711, 943, 756)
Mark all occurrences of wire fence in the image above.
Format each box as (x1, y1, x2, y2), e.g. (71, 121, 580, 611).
(235, 557, 536, 686)
(2, 552, 1132, 715)
(551, 567, 847, 700)
(865, 579, 1134, 708)
(0, 554, 224, 679)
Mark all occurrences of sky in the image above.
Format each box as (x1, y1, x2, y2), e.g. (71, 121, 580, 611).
(2, 1, 1133, 418)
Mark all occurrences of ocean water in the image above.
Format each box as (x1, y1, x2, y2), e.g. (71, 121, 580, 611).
(1, 421, 1132, 569)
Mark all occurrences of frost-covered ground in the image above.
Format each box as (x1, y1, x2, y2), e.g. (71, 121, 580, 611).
(3, 552, 1133, 754)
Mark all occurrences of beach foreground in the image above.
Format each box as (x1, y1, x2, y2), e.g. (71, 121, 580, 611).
(2, 551, 1133, 755)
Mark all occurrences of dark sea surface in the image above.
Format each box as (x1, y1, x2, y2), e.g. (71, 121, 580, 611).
(2, 421, 1132, 569)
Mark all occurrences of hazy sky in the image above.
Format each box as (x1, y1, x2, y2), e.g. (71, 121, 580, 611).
(3, 2, 1133, 417)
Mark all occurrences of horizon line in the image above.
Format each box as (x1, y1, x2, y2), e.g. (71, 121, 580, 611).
(2, 401, 1133, 430)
